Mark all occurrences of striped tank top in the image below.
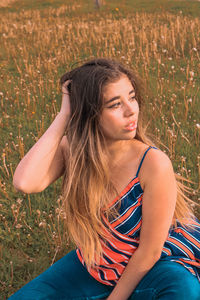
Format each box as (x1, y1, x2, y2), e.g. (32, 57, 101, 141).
(77, 146, 200, 286)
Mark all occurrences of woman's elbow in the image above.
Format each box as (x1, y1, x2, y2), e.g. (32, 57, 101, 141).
(13, 179, 42, 194)
(136, 246, 161, 265)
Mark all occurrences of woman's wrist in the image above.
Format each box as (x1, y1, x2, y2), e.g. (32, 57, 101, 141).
(58, 109, 70, 121)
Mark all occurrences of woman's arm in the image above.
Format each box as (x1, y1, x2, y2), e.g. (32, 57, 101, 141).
(13, 84, 71, 194)
(107, 150, 177, 300)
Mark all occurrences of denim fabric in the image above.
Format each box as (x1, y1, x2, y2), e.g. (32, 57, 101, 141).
(8, 250, 200, 300)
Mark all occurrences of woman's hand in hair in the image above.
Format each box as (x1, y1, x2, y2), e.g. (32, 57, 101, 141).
(60, 80, 71, 116)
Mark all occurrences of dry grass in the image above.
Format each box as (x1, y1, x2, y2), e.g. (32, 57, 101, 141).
(0, 0, 16, 7)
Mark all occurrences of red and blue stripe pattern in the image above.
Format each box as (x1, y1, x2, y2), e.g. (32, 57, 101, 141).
(76, 146, 200, 286)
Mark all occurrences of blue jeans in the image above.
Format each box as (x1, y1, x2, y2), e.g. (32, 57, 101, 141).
(8, 250, 200, 300)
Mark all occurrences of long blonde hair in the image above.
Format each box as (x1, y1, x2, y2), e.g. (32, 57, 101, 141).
(60, 58, 199, 267)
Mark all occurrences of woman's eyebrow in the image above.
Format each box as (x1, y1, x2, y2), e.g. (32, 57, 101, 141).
(105, 89, 135, 104)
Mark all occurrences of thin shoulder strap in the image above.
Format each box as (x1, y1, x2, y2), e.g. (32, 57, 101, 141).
(136, 146, 158, 177)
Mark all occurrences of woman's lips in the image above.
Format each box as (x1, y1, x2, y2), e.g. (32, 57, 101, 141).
(124, 122, 137, 131)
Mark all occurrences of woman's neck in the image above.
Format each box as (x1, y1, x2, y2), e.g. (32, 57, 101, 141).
(106, 139, 139, 167)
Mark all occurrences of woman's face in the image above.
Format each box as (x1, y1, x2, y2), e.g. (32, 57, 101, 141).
(99, 75, 139, 142)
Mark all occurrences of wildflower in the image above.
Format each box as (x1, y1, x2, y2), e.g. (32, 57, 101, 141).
(36, 209, 41, 217)
(15, 224, 22, 229)
(11, 204, 16, 210)
(196, 124, 200, 129)
(55, 208, 60, 214)
(189, 71, 194, 77)
(39, 221, 46, 228)
(16, 198, 23, 205)
(115, 8, 119, 11)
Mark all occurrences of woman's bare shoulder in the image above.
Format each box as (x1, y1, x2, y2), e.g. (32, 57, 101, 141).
(145, 147, 171, 168)
(141, 146, 173, 187)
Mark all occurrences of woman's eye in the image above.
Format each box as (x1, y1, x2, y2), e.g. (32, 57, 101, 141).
(130, 96, 136, 101)
(107, 97, 136, 109)
(109, 102, 121, 108)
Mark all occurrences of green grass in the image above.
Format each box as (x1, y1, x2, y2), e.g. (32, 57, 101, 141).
(1, 0, 200, 17)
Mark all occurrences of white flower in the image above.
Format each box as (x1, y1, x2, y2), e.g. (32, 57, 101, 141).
(16, 198, 23, 205)
(15, 224, 22, 229)
(190, 71, 194, 77)
(39, 221, 46, 228)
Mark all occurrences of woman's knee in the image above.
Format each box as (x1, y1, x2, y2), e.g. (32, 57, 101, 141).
(133, 261, 200, 299)
(171, 273, 200, 299)
(155, 264, 200, 299)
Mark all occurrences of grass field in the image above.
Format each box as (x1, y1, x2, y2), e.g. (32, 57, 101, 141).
(1, 0, 200, 298)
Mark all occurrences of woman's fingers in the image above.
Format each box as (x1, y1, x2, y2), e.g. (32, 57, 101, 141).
(62, 80, 72, 94)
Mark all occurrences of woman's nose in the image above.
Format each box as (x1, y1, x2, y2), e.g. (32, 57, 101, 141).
(124, 102, 135, 117)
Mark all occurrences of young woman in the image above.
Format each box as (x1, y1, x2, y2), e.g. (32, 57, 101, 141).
(10, 58, 200, 299)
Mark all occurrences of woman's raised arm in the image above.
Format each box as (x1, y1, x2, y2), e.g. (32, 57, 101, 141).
(13, 83, 71, 194)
